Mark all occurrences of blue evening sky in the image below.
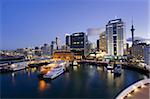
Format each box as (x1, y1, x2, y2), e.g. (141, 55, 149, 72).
(1, 0, 149, 50)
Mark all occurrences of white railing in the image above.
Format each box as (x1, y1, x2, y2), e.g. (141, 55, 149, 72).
(116, 78, 150, 99)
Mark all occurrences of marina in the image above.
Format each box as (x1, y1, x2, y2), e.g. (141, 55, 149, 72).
(1, 0, 149, 98)
(0, 63, 146, 98)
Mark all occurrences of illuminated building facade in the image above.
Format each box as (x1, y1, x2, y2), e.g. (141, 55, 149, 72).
(99, 31, 107, 52)
(53, 51, 74, 61)
(69, 32, 88, 59)
(131, 40, 147, 60)
(106, 19, 126, 56)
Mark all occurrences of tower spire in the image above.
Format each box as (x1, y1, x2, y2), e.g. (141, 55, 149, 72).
(131, 17, 135, 46)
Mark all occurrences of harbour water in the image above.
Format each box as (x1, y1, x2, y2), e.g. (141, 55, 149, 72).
(0, 63, 145, 98)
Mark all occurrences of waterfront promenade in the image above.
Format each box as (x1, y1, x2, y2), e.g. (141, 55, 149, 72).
(125, 84, 149, 99)
(116, 79, 150, 99)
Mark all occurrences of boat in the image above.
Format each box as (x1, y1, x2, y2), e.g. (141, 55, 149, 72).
(39, 60, 69, 78)
(43, 65, 65, 79)
(105, 64, 114, 72)
(10, 61, 28, 71)
(107, 65, 113, 70)
(0, 63, 10, 73)
(113, 64, 122, 74)
(73, 61, 78, 66)
(38, 61, 56, 76)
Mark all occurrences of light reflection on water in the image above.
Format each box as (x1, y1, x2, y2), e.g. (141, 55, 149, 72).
(38, 80, 50, 92)
(1, 64, 146, 98)
(73, 66, 78, 71)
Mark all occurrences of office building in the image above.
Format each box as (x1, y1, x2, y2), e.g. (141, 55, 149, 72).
(55, 37, 61, 50)
(69, 32, 88, 59)
(65, 34, 71, 50)
(144, 44, 150, 65)
(41, 44, 51, 55)
(131, 40, 147, 60)
(99, 31, 107, 52)
(106, 19, 126, 56)
(97, 39, 100, 51)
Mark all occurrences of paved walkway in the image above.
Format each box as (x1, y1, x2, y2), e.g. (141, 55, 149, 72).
(125, 84, 150, 99)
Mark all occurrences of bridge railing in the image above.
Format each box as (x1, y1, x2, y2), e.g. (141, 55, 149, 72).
(116, 78, 150, 99)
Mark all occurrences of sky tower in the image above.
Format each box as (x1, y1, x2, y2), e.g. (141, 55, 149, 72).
(131, 19, 135, 46)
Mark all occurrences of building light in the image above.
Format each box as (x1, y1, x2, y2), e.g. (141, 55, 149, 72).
(127, 93, 132, 97)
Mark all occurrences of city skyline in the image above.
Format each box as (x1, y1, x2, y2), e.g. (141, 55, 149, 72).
(1, 0, 150, 50)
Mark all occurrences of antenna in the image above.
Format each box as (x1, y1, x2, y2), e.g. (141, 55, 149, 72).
(132, 16, 133, 25)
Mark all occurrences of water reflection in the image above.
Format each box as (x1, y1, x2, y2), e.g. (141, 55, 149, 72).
(11, 72, 15, 77)
(90, 65, 93, 69)
(27, 68, 31, 76)
(1, 64, 146, 98)
(11, 72, 16, 85)
(65, 72, 70, 80)
(73, 66, 78, 71)
(107, 71, 114, 83)
(31, 67, 37, 73)
(38, 80, 50, 92)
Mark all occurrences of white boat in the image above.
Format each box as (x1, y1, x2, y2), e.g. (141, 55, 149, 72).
(104, 64, 114, 72)
(10, 61, 28, 71)
(107, 65, 113, 70)
(43, 65, 65, 79)
(41, 60, 69, 79)
(113, 64, 122, 74)
(73, 61, 78, 66)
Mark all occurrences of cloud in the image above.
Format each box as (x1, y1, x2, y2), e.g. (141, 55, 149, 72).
(126, 36, 150, 42)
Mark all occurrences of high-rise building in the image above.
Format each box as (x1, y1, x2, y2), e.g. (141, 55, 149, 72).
(144, 44, 150, 65)
(35, 47, 41, 56)
(131, 40, 147, 60)
(69, 32, 88, 59)
(50, 41, 55, 55)
(106, 19, 126, 56)
(97, 39, 100, 51)
(41, 44, 51, 55)
(99, 31, 107, 52)
(65, 34, 71, 50)
(55, 37, 61, 50)
(66, 34, 70, 46)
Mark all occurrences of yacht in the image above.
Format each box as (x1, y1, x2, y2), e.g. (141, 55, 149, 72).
(39, 61, 56, 75)
(39, 60, 69, 79)
(10, 61, 28, 71)
(43, 65, 65, 79)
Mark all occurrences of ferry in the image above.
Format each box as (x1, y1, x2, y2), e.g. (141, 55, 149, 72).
(39, 60, 69, 79)
(10, 61, 28, 71)
(43, 65, 65, 79)
(39, 61, 56, 75)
